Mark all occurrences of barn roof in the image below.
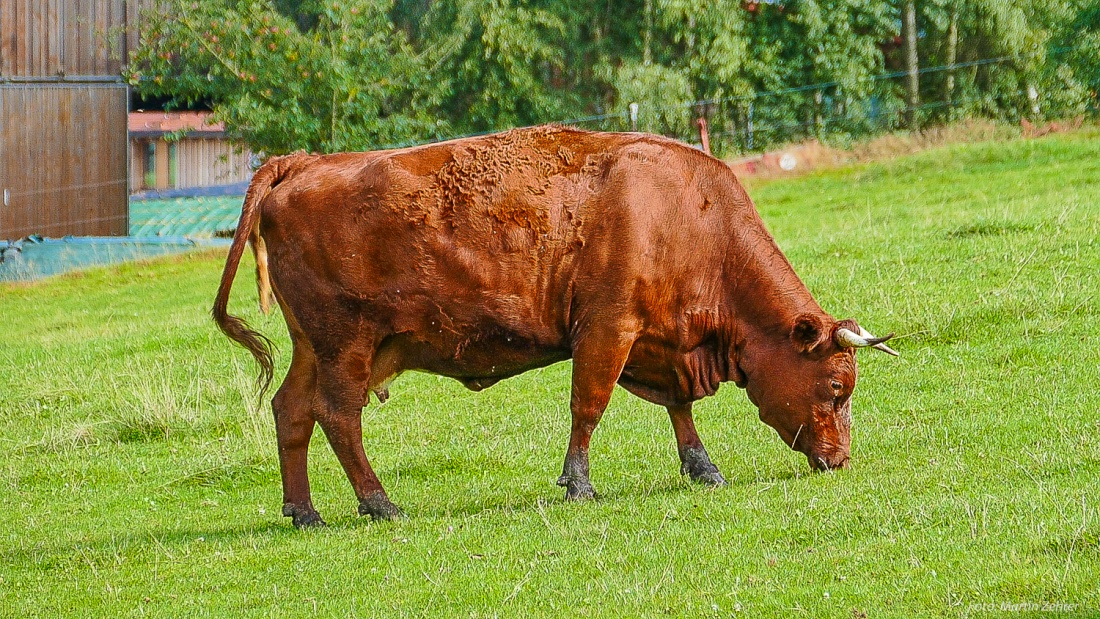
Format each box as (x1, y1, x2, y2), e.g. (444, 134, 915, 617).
(129, 111, 227, 138)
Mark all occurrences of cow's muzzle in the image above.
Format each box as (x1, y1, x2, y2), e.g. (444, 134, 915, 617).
(809, 453, 850, 472)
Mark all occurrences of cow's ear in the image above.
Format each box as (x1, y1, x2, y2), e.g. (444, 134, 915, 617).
(791, 313, 829, 353)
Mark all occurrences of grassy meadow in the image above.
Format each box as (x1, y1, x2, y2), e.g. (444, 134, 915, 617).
(1, 129, 1098, 618)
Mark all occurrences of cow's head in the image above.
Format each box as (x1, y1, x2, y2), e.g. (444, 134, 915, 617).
(739, 313, 897, 472)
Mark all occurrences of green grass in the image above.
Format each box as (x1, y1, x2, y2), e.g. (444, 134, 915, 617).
(2, 129, 1098, 618)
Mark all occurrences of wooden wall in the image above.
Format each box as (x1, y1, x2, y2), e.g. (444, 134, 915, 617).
(0, 83, 129, 239)
(0, 0, 156, 78)
(177, 138, 253, 188)
(130, 138, 254, 191)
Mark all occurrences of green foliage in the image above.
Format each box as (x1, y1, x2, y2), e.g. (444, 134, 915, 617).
(3, 128, 1099, 617)
(607, 60, 695, 134)
(416, 0, 571, 132)
(130, 0, 1100, 156)
(1048, 0, 1100, 110)
(130, 0, 440, 153)
(913, 0, 1100, 121)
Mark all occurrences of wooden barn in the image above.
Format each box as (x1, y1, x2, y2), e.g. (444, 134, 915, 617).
(0, 0, 151, 240)
(129, 111, 254, 193)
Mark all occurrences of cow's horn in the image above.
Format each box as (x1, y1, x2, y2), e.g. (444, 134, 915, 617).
(835, 326, 899, 357)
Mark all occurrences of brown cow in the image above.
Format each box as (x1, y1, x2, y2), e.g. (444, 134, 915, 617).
(213, 125, 897, 527)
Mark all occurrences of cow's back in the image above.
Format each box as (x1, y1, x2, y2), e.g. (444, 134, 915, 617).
(259, 126, 755, 385)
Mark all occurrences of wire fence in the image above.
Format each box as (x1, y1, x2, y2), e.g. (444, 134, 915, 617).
(384, 46, 1095, 157)
(559, 75, 1042, 157)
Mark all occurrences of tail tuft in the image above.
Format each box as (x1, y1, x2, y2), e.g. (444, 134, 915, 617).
(211, 303, 275, 393)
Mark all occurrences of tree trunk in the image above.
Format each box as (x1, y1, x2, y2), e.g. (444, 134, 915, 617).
(814, 88, 824, 137)
(643, 0, 653, 66)
(903, 0, 920, 130)
(945, 4, 958, 114)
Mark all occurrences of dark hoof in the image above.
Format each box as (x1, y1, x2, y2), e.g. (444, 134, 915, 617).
(687, 467, 727, 487)
(680, 447, 727, 487)
(358, 494, 405, 521)
(557, 475, 598, 501)
(283, 503, 326, 528)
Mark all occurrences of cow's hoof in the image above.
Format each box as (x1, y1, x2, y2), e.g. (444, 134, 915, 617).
(557, 475, 598, 501)
(358, 494, 404, 521)
(564, 485, 598, 500)
(283, 503, 326, 528)
(689, 468, 727, 487)
(680, 448, 727, 487)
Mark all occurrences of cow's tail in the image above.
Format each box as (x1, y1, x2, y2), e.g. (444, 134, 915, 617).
(212, 157, 286, 395)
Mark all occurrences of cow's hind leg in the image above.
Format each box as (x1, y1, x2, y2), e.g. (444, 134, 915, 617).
(558, 330, 635, 500)
(668, 403, 726, 486)
(272, 346, 324, 528)
(313, 350, 403, 521)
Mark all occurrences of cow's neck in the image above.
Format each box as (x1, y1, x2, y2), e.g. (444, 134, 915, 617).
(721, 222, 826, 370)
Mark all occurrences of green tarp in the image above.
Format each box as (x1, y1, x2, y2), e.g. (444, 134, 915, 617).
(129, 195, 244, 238)
(0, 236, 231, 282)
(0, 194, 241, 282)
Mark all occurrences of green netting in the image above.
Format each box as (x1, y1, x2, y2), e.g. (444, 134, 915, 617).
(128, 195, 244, 237)
(1, 196, 241, 282)
(0, 236, 230, 282)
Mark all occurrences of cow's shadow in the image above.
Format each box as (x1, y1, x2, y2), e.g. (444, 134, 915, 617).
(373, 465, 807, 521)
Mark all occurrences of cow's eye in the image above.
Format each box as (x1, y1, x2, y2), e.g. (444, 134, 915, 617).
(830, 380, 843, 392)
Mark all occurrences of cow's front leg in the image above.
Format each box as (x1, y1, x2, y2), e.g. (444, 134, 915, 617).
(668, 403, 726, 486)
(559, 330, 635, 500)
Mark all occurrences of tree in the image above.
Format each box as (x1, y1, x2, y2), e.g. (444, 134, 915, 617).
(902, 0, 920, 128)
(129, 0, 440, 154)
(410, 0, 573, 134)
(130, 0, 1098, 157)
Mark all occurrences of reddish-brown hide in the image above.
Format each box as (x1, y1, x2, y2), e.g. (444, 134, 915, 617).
(212, 125, 894, 527)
